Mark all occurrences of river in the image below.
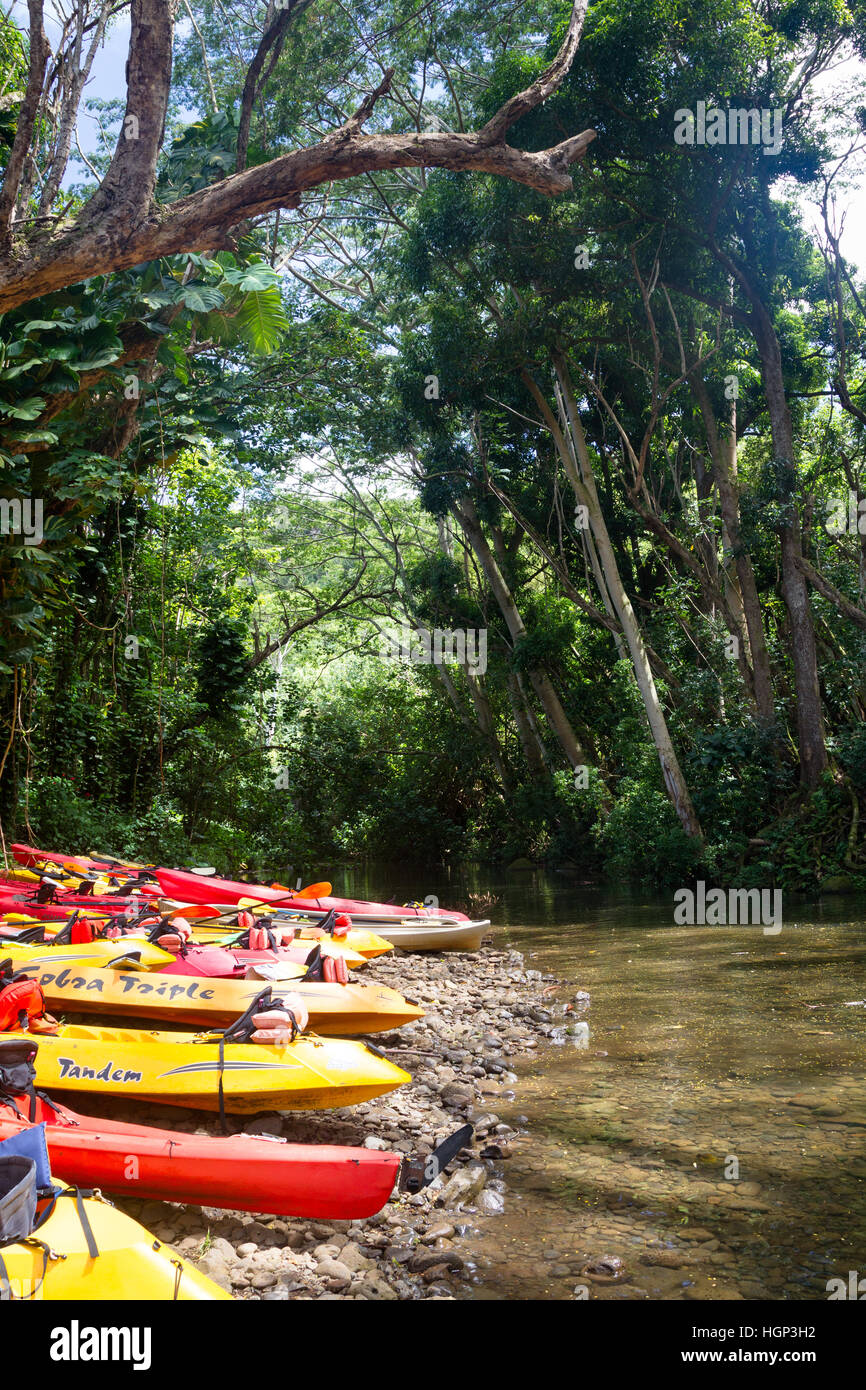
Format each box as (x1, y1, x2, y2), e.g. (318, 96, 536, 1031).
(339, 863, 866, 1301)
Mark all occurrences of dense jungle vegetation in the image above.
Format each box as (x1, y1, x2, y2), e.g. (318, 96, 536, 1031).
(2, 0, 866, 890)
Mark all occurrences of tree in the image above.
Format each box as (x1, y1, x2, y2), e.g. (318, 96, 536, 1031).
(0, 0, 595, 313)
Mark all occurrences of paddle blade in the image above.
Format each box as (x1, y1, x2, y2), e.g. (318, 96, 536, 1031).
(295, 882, 332, 899)
(166, 904, 220, 922)
(399, 1124, 475, 1194)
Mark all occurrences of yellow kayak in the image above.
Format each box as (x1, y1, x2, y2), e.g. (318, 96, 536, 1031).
(2, 905, 383, 961)
(0, 939, 176, 972)
(3, 866, 119, 895)
(0, 1184, 227, 1300)
(0, 917, 367, 970)
(12, 957, 425, 1034)
(20, 1022, 410, 1112)
(1, 912, 112, 929)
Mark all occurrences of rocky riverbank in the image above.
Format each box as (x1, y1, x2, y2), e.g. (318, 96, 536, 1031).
(114, 942, 568, 1300)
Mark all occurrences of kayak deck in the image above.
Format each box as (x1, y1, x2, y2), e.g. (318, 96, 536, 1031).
(373, 919, 490, 952)
(0, 1187, 227, 1300)
(11, 958, 425, 1033)
(24, 1024, 411, 1113)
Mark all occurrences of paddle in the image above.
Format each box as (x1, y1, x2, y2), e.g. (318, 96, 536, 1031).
(236, 888, 335, 913)
(399, 1124, 475, 1193)
(269, 880, 333, 899)
(155, 898, 333, 934)
(162, 903, 222, 923)
(159, 878, 334, 922)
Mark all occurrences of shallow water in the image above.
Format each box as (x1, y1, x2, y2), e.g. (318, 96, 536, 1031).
(340, 864, 866, 1301)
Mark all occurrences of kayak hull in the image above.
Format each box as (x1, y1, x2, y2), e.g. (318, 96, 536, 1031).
(155, 866, 470, 921)
(372, 920, 490, 952)
(0, 1095, 402, 1219)
(0, 1186, 227, 1300)
(1, 940, 176, 972)
(182, 918, 392, 960)
(0, 898, 391, 960)
(156, 941, 367, 973)
(18, 1023, 410, 1112)
(11, 958, 425, 1033)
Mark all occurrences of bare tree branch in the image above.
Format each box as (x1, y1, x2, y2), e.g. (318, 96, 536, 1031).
(795, 554, 866, 632)
(478, 0, 588, 141)
(235, 1, 313, 173)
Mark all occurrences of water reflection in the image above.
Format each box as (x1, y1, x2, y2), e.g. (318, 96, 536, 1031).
(337, 865, 866, 1300)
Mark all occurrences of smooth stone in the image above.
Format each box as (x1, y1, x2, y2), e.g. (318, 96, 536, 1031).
(195, 1252, 233, 1291)
(315, 1259, 352, 1287)
(477, 1189, 505, 1215)
(640, 1250, 692, 1268)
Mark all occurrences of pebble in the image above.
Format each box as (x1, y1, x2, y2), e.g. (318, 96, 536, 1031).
(477, 1190, 505, 1215)
(107, 943, 564, 1302)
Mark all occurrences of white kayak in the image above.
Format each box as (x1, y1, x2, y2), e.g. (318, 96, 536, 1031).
(372, 919, 490, 952)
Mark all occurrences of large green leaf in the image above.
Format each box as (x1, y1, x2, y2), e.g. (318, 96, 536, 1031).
(234, 287, 290, 354)
(6, 429, 57, 444)
(71, 346, 123, 371)
(180, 283, 226, 312)
(221, 262, 279, 293)
(0, 395, 46, 419)
(0, 358, 47, 379)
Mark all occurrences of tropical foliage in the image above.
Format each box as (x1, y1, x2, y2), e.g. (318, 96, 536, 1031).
(2, 1, 866, 890)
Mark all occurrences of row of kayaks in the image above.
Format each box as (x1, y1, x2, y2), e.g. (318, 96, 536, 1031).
(2, 841, 490, 949)
(0, 845, 490, 1300)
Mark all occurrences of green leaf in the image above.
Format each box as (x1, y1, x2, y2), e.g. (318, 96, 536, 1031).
(180, 283, 225, 312)
(71, 347, 123, 370)
(0, 395, 46, 419)
(221, 262, 279, 293)
(6, 429, 57, 444)
(234, 287, 289, 353)
(0, 359, 47, 379)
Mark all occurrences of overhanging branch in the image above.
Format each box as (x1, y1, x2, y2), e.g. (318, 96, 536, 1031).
(0, 1, 595, 313)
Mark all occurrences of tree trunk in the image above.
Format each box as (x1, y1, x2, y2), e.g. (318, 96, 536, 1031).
(549, 357, 703, 840)
(465, 669, 512, 794)
(506, 671, 550, 781)
(690, 375, 775, 722)
(751, 307, 828, 787)
(453, 496, 588, 771)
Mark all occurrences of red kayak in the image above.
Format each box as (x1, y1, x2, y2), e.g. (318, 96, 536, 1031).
(0, 888, 156, 926)
(0, 1090, 397, 1219)
(0, 888, 149, 914)
(0, 897, 92, 925)
(9, 845, 470, 921)
(11, 844, 107, 873)
(11, 844, 151, 876)
(158, 944, 351, 984)
(155, 866, 469, 922)
(0, 1039, 468, 1218)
